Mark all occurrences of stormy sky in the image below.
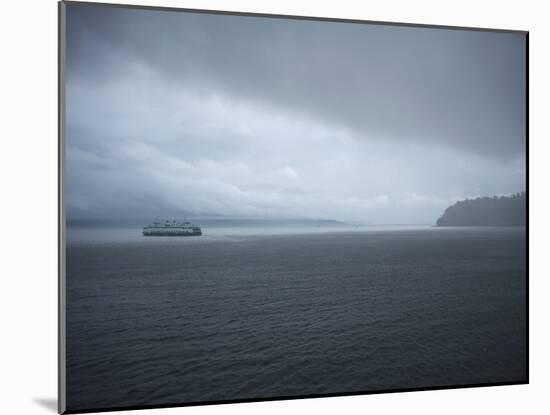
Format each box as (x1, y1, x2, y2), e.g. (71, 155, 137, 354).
(65, 4, 526, 224)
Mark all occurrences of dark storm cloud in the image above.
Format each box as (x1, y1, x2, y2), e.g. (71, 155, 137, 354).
(67, 4, 526, 160)
(64, 3, 526, 223)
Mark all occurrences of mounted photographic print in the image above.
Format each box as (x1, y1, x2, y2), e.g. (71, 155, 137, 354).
(58, 1, 528, 413)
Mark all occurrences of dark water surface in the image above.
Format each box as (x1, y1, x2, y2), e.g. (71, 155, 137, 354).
(66, 227, 526, 410)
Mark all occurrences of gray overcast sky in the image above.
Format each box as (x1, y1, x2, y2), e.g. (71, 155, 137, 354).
(65, 4, 526, 224)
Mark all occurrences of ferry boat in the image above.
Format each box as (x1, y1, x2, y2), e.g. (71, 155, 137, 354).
(143, 220, 202, 236)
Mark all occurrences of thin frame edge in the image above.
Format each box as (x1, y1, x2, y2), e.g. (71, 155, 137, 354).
(61, 0, 528, 35)
(58, 1, 67, 414)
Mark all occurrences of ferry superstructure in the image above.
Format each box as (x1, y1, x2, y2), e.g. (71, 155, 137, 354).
(143, 220, 202, 236)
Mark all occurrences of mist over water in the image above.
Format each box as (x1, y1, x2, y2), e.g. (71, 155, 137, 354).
(67, 224, 437, 244)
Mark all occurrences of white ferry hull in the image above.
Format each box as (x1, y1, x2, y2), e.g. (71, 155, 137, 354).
(143, 229, 202, 236)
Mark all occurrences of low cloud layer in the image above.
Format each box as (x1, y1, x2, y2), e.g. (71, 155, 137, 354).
(65, 4, 527, 224)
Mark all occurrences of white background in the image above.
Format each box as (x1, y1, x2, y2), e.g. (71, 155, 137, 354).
(0, 0, 545, 414)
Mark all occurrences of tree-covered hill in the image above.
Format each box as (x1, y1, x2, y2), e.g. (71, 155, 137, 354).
(436, 192, 526, 226)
